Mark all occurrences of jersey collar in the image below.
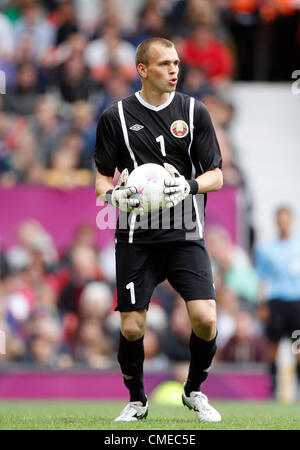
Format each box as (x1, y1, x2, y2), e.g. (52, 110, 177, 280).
(135, 91, 175, 111)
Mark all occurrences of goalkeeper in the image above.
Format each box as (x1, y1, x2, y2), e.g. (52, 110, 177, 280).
(94, 37, 223, 423)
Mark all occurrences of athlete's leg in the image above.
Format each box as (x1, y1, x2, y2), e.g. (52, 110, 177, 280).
(268, 340, 279, 397)
(265, 300, 288, 397)
(117, 310, 148, 405)
(114, 243, 169, 421)
(184, 299, 217, 395)
(166, 239, 220, 421)
(187, 298, 217, 340)
(181, 298, 221, 422)
(166, 241, 218, 395)
(120, 310, 147, 342)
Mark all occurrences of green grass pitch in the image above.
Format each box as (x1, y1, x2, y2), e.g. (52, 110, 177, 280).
(0, 400, 299, 430)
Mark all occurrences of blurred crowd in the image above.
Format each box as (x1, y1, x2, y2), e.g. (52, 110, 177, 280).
(0, 216, 265, 370)
(0, 0, 299, 371)
(0, 0, 299, 189)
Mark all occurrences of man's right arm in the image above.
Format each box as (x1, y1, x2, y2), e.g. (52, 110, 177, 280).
(94, 109, 117, 203)
(95, 169, 114, 203)
(95, 167, 142, 213)
(94, 110, 142, 214)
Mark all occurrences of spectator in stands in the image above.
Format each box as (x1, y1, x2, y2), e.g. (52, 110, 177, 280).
(133, 4, 171, 45)
(79, 281, 113, 321)
(73, 280, 113, 367)
(72, 0, 104, 36)
(143, 327, 169, 370)
(202, 94, 233, 129)
(5, 130, 41, 183)
(0, 264, 34, 344)
(73, 223, 98, 248)
(31, 95, 69, 166)
(57, 54, 96, 103)
(14, 0, 55, 64)
(157, 0, 218, 38)
(143, 302, 169, 370)
(44, 31, 88, 71)
(227, 0, 259, 80)
(0, 111, 16, 185)
(72, 101, 97, 167)
(3, 62, 41, 116)
(85, 18, 137, 83)
(214, 125, 244, 186)
(60, 129, 85, 162)
(254, 206, 300, 397)
(0, 11, 15, 96)
(96, 72, 133, 119)
(13, 219, 58, 269)
(3, 222, 61, 365)
(67, 31, 88, 57)
(0, 276, 26, 363)
(184, 0, 219, 29)
(206, 225, 259, 305)
(268, 2, 300, 81)
(61, 223, 98, 265)
(218, 310, 268, 363)
(55, 0, 79, 46)
(97, 242, 117, 286)
(180, 22, 234, 86)
(215, 282, 241, 351)
(75, 318, 113, 368)
(26, 315, 63, 367)
(40, 31, 89, 89)
(44, 146, 93, 189)
(58, 244, 105, 315)
(0, 11, 15, 61)
(180, 66, 215, 100)
(59, 128, 95, 173)
(162, 296, 191, 363)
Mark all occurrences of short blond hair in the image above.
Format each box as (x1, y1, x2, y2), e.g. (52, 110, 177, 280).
(135, 37, 175, 68)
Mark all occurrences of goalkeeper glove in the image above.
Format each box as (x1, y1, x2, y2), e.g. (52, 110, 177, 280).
(163, 163, 198, 208)
(105, 169, 144, 215)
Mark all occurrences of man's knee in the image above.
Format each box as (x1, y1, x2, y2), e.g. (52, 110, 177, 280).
(120, 310, 146, 341)
(194, 316, 216, 340)
(122, 324, 144, 341)
(187, 300, 217, 341)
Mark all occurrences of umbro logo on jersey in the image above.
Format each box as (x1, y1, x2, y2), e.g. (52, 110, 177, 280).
(130, 124, 144, 131)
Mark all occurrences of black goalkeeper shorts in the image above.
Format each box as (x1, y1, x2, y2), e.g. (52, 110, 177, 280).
(115, 240, 216, 312)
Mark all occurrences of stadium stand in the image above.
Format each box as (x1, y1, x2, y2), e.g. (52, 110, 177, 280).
(0, 0, 299, 400)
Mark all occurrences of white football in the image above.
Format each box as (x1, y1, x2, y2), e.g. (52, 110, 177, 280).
(127, 163, 172, 212)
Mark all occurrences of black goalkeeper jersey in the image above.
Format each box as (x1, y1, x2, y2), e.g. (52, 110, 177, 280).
(94, 91, 222, 244)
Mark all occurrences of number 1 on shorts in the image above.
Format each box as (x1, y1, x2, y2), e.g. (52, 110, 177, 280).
(126, 282, 136, 304)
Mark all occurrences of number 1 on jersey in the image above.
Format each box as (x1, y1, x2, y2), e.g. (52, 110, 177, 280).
(126, 282, 136, 304)
(156, 135, 166, 156)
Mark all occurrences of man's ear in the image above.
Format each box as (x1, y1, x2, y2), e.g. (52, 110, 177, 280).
(137, 63, 147, 79)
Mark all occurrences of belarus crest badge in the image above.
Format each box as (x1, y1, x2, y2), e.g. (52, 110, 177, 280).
(170, 120, 189, 138)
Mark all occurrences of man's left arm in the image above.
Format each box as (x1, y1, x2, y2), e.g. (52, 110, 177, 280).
(163, 165, 223, 208)
(194, 167, 223, 193)
(163, 102, 223, 207)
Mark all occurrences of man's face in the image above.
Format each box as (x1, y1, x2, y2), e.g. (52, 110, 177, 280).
(276, 209, 292, 234)
(141, 43, 180, 94)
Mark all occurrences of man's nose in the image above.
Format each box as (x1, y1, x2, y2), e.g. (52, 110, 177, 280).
(169, 64, 178, 74)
